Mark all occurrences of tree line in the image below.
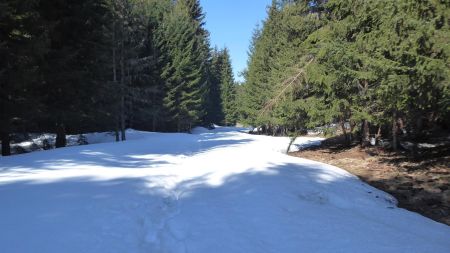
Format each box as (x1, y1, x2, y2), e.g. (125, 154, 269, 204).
(0, 0, 238, 156)
(238, 0, 449, 150)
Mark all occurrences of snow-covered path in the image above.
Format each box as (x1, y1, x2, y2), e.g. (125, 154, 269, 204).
(0, 127, 449, 253)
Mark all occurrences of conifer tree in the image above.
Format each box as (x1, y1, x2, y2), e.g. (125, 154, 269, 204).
(159, 1, 207, 131)
(241, 2, 281, 127)
(205, 47, 225, 124)
(219, 48, 238, 126)
(130, 0, 172, 132)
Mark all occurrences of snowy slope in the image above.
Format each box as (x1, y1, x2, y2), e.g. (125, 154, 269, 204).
(0, 127, 449, 253)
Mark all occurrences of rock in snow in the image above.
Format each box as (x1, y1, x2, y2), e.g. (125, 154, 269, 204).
(0, 127, 449, 253)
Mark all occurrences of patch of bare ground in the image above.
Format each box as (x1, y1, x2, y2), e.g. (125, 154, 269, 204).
(290, 135, 450, 226)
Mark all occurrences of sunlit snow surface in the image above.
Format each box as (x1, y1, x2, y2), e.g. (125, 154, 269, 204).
(0, 127, 449, 253)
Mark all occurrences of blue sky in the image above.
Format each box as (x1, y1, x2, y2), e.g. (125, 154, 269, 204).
(200, 0, 272, 82)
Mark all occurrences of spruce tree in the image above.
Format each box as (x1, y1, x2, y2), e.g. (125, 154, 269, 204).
(205, 47, 225, 125)
(241, 2, 280, 127)
(219, 48, 238, 126)
(159, 1, 207, 131)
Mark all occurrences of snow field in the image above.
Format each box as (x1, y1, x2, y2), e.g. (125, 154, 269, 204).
(0, 127, 449, 253)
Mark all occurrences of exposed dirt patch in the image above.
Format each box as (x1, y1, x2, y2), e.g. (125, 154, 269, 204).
(290, 136, 450, 226)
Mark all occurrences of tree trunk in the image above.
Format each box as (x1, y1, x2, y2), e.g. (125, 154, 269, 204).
(152, 91, 157, 132)
(411, 116, 423, 158)
(152, 114, 157, 132)
(392, 110, 398, 151)
(55, 123, 66, 148)
(119, 21, 126, 142)
(126, 64, 133, 130)
(113, 22, 117, 85)
(120, 115, 126, 141)
(115, 117, 120, 142)
(416, 116, 424, 135)
(361, 119, 370, 147)
(112, 18, 120, 143)
(115, 129, 120, 142)
(349, 120, 355, 143)
(120, 93, 126, 141)
(357, 80, 370, 147)
(398, 117, 405, 135)
(375, 125, 382, 146)
(1, 131, 11, 156)
(340, 119, 349, 146)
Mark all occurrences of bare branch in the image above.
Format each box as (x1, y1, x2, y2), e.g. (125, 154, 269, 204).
(259, 57, 314, 118)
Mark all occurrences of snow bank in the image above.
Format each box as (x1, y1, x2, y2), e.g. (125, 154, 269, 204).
(0, 127, 449, 253)
(5, 129, 157, 155)
(288, 136, 325, 152)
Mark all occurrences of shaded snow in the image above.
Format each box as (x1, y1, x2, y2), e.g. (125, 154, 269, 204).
(288, 136, 325, 152)
(7, 132, 117, 154)
(0, 126, 449, 253)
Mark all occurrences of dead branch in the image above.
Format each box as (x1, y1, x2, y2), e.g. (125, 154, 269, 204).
(259, 57, 314, 118)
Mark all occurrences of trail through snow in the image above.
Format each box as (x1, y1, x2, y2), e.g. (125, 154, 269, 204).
(0, 127, 449, 253)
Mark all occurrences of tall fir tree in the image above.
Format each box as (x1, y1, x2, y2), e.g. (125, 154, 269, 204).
(205, 47, 225, 124)
(159, 0, 207, 131)
(219, 48, 238, 126)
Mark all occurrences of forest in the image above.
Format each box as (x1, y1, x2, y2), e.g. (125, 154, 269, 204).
(239, 0, 449, 150)
(1, 0, 237, 156)
(1, 0, 449, 156)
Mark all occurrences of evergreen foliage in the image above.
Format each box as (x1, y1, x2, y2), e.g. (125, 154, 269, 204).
(205, 47, 225, 124)
(158, 0, 207, 131)
(239, 0, 449, 145)
(0, 0, 232, 155)
(219, 48, 238, 126)
(2, 0, 447, 155)
(0, 0, 47, 155)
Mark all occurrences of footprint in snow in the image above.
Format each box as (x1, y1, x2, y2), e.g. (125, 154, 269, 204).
(297, 192, 329, 205)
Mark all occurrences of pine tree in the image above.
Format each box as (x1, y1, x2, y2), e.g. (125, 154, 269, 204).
(159, 1, 207, 132)
(178, 0, 206, 28)
(129, 0, 172, 132)
(241, 2, 281, 127)
(219, 48, 238, 126)
(205, 47, 225, 125)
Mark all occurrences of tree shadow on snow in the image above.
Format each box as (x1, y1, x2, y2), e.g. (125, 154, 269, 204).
(0, 159, 449, 253)
(0, 131, 254, 172)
